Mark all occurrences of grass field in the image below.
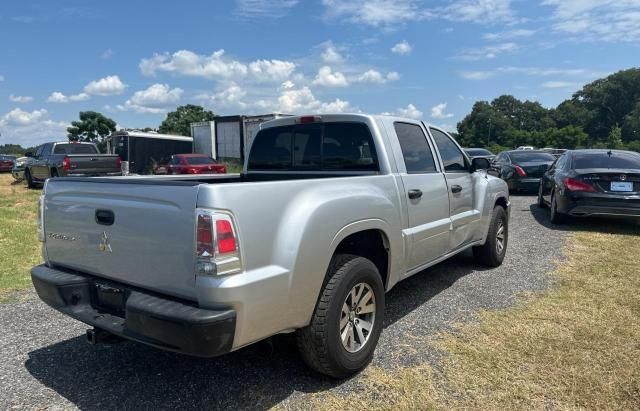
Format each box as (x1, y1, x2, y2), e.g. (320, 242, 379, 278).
(0, 173, 41, 302)
(317, 227, 640, 410)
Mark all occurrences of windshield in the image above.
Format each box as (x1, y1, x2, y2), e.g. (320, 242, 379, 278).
(53, 143, 99, 155)
(509, 152, 555, 162)
(184, 156, 216, 165)
(573, 152, 640, 169)
(465, 149, 493, 156)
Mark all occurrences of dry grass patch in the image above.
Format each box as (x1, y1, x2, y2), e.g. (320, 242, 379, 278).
(0, 173, 41, 301)
(313, 227, 640, 410)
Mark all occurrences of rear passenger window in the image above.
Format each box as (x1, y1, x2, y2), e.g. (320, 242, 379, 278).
(248, 122, 378, 172)
(247, 126, 293, 170)
(430, 128, 467, 172)
(394, 122, 437, 173)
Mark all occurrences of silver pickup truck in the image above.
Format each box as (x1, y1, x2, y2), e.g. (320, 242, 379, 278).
(31, 114, 510, 378)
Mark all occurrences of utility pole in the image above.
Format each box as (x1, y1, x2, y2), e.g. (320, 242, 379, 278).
(487, 119, 492, 147)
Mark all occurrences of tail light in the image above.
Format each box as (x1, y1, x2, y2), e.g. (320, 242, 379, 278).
(62, 156, 71, 171)
(514, 165, 526, 177)
(564, 177, 596, 192)
(195, 210, 241, 276)
(116, 156, 122, 172)
(186, 168, 199, 174)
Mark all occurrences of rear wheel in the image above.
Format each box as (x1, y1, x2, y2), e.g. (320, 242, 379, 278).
(25, 169, 36, 189)
(537, 183, 546, 208)
(549, 192, 566, 224)
(473, 205, 508, 267)
(297, 254, 384, 378)
(50, 168, 58, 178)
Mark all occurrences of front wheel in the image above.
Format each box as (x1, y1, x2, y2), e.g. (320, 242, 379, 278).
(537, 183, 546, 208)
(473, 205, 508, 267)
(25, 169, 36, 189)
(297, 254, 384, 378)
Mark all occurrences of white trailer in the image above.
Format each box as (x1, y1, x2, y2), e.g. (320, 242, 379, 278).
(191, 114, 289, 161)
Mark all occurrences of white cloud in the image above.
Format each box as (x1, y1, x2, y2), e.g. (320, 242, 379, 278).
(455, 42, 518, 60)
(431, 103, 454, 119)
(391, 40, 412, 55)
(542, 0, 640, 42)
(83, 75, 127, 96)
(541, 81, 581, 89)
(234, 0, 298, 18)
(9, 94, 33, 104)
(47, 91, 90, 103)
(277, 82, 354, 113)
(0, 108, 69, 146)
(459, 66, 606, 80)
(140, 49, 296, 83)
(483, 28, 536, 41)
(248, 59, 296, 82)
(101, 49, 114, 59)
(382, 104, 423, 119)
(119, 83, 183, 114)
(440, 0, 516, 24)
(322, 0, 424, 27)
(197, 82, 249, 110)
(321, 44, 345, 64)
(356, 69, 400, 84)
(312, 66, 349, 87)
(0, 108, 48, 126)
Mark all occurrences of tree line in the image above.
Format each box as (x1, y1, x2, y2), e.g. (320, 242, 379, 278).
(457, 67, 640, 153)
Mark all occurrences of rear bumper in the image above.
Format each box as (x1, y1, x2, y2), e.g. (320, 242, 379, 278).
(31, 264, 236, 357)
(556, 194, 640, 218)
(508, 178, 540, 191)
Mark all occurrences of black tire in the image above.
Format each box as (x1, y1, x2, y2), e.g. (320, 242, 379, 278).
(473, 206, 508, 267)
(537, 183, 546, 208)
(549, 192, 566, 224)
(50, 168, 58, 178)
(297, 254, 384, 379)
(25, 169, 36, 189)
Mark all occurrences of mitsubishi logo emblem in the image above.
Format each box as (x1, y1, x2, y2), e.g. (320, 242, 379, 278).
(99, 231, 112, 253)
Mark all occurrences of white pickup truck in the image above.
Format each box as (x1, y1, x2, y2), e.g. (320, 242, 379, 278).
(32, 114, 510, 378)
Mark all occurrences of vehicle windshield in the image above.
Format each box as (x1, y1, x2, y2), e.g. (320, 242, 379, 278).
(184, 156, 216, 165)
(573, 152, 640, 169)
(53, 143, 99, 154)
(465, 149, 493, 156)
(509, 152, 555, 162)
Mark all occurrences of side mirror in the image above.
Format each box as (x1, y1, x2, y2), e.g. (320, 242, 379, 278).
(24, 151, 34, 158)
(470, 157, 491, 172)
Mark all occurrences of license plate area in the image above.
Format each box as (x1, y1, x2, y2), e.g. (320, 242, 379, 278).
(93, 282, 126, 316)
(610, 181, 633, 192)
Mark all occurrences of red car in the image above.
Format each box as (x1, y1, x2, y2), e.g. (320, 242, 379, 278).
(0, 155, 17, 172)
(166, 154, 226, 175)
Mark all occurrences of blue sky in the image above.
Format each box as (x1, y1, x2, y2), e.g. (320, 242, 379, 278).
(1, 0, 639, 146)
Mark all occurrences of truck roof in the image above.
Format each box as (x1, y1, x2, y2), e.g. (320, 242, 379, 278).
(260, 113, 444, 131)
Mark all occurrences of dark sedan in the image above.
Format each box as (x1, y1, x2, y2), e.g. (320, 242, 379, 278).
(464, 148, 495, 161)
(538, 149, 640, 223)
(0, 155, 17, 172)
(490, 150, 556, 192)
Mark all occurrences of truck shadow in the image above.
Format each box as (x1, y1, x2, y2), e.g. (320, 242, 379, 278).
(529, 204, 640, 235)
(24, 256, 476, 410)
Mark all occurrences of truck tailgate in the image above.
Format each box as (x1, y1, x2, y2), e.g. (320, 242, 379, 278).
(68, 154, 120, 175)
(44, 179, 200, 300)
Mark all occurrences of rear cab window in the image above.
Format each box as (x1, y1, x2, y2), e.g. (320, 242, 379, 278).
(53, 143, 98, 155)
(394, 122, 437, 174)
(247, 122, 378, 172)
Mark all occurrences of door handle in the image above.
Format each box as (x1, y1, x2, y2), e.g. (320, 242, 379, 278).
(451, 185, 463, 193)
(408, 189, 423, 199)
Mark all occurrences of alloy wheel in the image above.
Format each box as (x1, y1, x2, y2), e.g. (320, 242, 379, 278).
(340, 282, 376, 353)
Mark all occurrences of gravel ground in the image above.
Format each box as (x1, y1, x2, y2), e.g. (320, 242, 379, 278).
(1, 195, 569, 410)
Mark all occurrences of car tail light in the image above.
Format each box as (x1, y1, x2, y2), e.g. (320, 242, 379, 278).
(116, 156, 122, 172)
(186, 168, 199, 174)
(195, 210, 241, 276)
(514, 165, 526, 177)
(564, 177, 596, 192)
(62, 156, 71, 171)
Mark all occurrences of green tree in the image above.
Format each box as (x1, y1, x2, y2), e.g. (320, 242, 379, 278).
(606, 125, 623, 149)
(159, 104, 215, 136)
(67, 111, 117, 151)
(621, 102, 640, 143)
